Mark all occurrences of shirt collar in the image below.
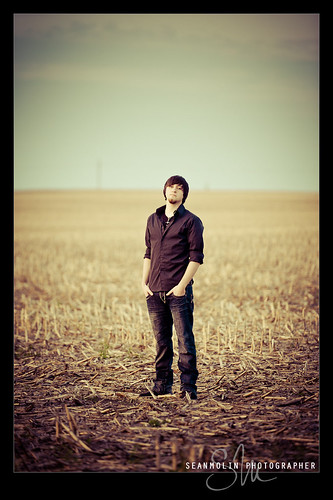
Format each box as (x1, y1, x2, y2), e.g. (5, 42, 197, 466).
(156, 204, 185, 217)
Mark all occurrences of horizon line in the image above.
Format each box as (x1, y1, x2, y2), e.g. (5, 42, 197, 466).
(14, 187, 319, 195)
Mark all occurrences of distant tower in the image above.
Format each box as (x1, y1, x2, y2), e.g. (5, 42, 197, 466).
(96, 160, 102, 190)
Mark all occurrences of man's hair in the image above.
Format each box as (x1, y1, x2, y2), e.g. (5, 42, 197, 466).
(163, 175, 189, 203)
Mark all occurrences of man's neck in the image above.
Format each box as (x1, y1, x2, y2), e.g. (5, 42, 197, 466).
(165, 201, 182, 218)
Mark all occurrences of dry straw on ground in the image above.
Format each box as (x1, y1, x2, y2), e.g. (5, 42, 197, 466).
(14, 190, 319, 472)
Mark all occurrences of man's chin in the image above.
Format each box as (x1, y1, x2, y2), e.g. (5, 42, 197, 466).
(167, 197, 178, 204)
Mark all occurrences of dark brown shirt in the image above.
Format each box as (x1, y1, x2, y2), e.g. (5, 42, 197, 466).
(144, 204, 204, 292)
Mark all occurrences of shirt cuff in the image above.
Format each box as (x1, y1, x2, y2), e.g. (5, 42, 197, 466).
(189, 252, 204, 264)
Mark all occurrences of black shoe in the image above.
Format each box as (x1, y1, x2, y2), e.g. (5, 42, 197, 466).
(139, 388, 172, 397)
(139, 390, 159, 397)
(180, 390, 197, 400)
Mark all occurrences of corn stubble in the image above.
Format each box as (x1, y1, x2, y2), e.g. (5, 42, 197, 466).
(14, 190, 319, 472)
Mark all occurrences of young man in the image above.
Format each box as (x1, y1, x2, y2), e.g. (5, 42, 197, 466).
(141, 175, 204, 400)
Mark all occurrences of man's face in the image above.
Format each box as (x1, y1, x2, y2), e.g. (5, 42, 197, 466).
(165, 184, 184, 204)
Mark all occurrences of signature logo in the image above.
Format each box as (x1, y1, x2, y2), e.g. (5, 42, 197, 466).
(206, 444, 277, 491)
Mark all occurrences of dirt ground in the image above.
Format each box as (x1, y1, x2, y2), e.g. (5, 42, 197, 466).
(14, 190, 319, 473)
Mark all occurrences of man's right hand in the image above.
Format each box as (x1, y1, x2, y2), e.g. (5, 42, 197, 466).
(142, 283, 153, 298)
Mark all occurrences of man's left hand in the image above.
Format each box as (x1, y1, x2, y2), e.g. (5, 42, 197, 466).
(166, 285, 186, 297)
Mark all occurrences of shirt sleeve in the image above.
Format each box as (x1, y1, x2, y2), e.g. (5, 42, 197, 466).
(144, 217, 151, 259)
(188, 216, 204, 264)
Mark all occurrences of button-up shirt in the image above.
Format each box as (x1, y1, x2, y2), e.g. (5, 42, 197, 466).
(144, 204, 204, 292)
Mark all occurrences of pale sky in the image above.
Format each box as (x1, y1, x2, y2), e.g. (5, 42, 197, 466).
(14, 13, 319, 191)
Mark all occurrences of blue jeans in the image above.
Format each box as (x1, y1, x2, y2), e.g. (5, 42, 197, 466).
(146, 285, 198, 395)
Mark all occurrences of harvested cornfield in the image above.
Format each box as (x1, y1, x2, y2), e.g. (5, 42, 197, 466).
(14, 190, 319, 473)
